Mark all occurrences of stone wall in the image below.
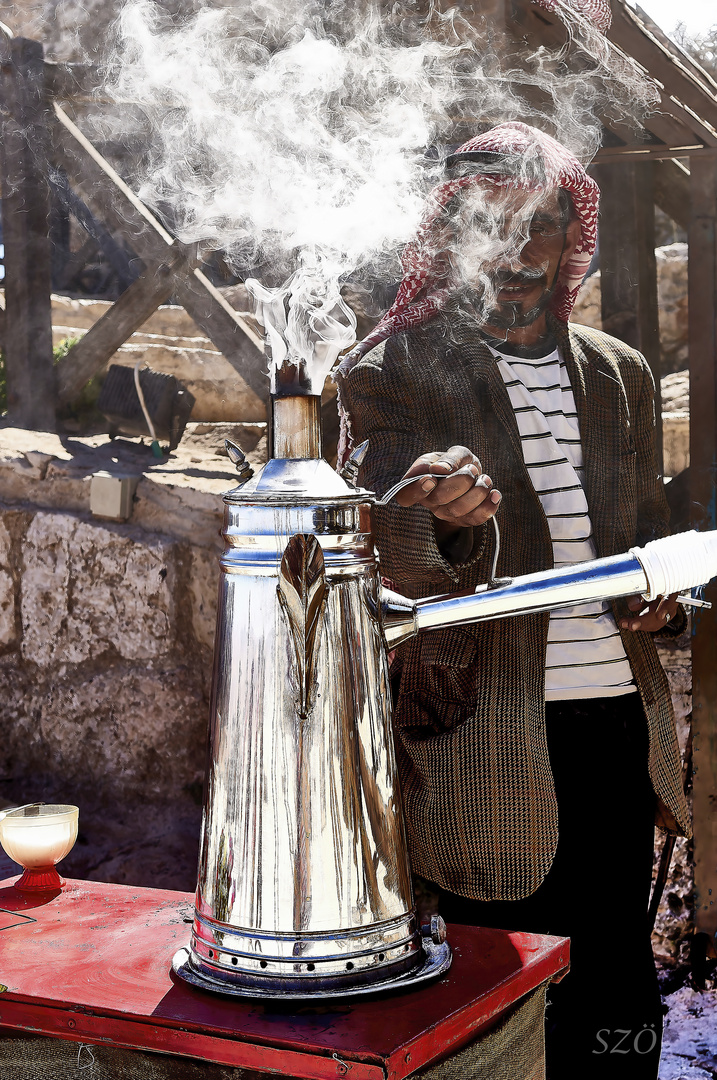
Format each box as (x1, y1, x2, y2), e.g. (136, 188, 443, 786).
(0, 424, 264, 890)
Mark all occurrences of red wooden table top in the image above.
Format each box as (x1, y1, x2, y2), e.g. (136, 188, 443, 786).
(0, 878, 569, 1080)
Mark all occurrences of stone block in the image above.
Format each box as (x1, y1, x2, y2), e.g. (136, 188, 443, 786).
(189, 546, 219, 652)
(663, 413, 689, 478)
(21, 513, 176, 667)
(0, 660, 207, 810)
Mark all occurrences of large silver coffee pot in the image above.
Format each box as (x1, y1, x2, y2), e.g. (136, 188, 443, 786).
(174, 391, 717, 999)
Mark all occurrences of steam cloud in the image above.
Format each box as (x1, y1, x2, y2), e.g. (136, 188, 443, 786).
(102, 0, 657, 374)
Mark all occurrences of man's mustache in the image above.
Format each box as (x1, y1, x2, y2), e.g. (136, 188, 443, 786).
(493, 269, 546, 289)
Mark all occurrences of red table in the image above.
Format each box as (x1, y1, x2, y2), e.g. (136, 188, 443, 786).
(0, 878, 569, 1079)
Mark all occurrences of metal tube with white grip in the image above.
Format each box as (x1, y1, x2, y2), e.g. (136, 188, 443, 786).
(382, 531, 717, 648)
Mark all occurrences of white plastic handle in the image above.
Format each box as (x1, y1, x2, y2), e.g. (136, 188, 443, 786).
(631, 531, 717, 601)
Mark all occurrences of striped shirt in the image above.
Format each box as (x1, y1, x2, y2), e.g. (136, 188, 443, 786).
(491, 342, 636, 700)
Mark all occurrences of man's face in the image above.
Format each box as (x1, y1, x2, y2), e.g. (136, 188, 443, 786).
(488, 190, 568, 328)
(446, 186, 579, 331)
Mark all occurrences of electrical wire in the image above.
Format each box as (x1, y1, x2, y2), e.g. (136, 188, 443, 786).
(133, 361, 163, 458)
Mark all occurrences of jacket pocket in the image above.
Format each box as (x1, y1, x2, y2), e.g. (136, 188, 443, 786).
(396, 630, 478, 740)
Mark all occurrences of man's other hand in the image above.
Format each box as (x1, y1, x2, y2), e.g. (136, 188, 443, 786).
(619, 593, 679, 633)
(394, 446, 502, 528)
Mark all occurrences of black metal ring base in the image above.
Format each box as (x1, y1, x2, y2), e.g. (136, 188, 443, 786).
(172, 940, 452, 1001)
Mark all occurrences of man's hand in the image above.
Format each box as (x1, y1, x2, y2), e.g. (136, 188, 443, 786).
(394, 445, 502, 528)
(619, 593, 679, 633)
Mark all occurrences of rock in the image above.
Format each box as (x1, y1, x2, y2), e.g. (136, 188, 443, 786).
(182, 421, 266, 458)
(0, 426, 239, 551)
(662, 370, 689, 414)
(657, 244, 689, 373)
(189, 546, 219, 652)
(50, 295, 209, 340)
(570, 271, 602, 330)
(21, 512, 175, 667)
(0, 662, 205, 803)
(0, 431, 230, 888)
(109, 340, 266, 423)
(660, 985, 717, 1078)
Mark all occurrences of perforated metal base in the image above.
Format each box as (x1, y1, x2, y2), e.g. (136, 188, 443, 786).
(172, 940, 452, 1000)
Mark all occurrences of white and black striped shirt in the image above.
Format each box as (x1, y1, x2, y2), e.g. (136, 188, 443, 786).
(491, 342, 636, 701)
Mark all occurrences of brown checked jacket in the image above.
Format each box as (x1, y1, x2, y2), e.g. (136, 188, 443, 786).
(338, 312, 691, 903)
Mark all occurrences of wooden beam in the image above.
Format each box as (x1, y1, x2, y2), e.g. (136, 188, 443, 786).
(688, 157, 717, 948)
(55, 250, 189, 405)
(0, 36, 56, 430)
(512, 0, 714, 148)
(633, 3, 717, 100)
(594, 145, 716, 162)
(50, 103, 269, 409)
(592, 160, 662, 460)
(654, 159, 691, 232)
(49, 168, 139, 289)
(609, 3, 717, 139)
(54, 235, 99, 294)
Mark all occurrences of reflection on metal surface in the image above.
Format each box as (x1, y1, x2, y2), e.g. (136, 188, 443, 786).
(272, 394, 322, 460)
(382, 531, 717, 648)
(184, 455, 419, 996)
(339, 439, 369, 485)
(382, 553, 647, 648)
(278, 534, 328, 719)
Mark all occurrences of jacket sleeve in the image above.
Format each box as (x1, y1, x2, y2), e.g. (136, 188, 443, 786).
(338, 339, 486, 593)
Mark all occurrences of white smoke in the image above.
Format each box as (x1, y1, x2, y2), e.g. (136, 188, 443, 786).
(102, 0, 657, 380)
(247, 254, 357, 396)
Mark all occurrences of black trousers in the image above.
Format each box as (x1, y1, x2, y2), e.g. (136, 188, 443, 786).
(436, 695, 662, 1079)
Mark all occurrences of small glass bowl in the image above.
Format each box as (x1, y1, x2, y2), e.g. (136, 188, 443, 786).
(0, 804, 79, 893)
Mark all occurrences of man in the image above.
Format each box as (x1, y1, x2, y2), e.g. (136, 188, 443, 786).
(337, 122, 690, 1079)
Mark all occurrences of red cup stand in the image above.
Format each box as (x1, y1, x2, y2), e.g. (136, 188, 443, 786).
(13, 865, 64, 892)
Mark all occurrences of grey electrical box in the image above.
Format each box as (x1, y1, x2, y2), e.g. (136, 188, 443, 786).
(90, 472, 140, 522)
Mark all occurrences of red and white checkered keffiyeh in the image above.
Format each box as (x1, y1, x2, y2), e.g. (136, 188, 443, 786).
(533, 0, 612, 34)
(336, 122, 600, 463)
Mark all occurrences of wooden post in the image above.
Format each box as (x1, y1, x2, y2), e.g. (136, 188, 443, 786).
(0, 36, 56, 429)
(688, 156, 717, 952)
(592, 160, 663, 465)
